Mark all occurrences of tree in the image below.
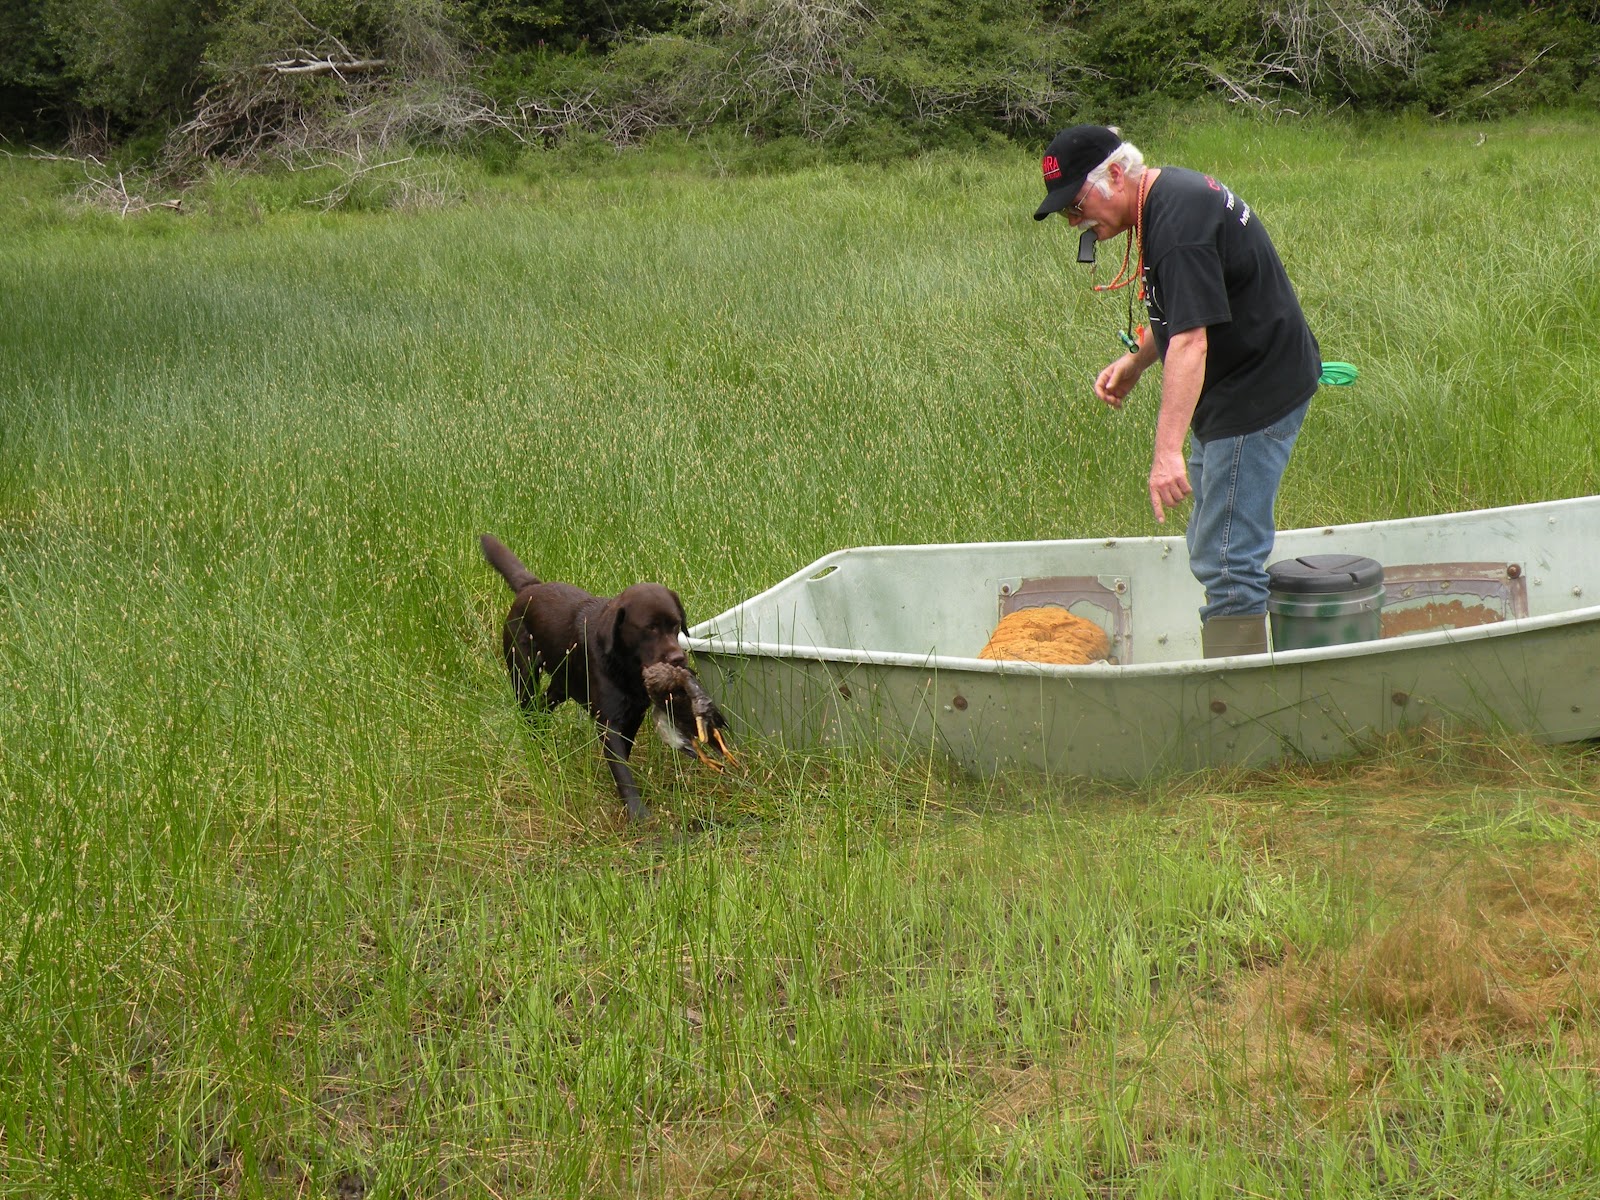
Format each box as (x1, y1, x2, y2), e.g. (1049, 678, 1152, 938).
(1, 0, 67, 137)
(41, 0, 213, 130)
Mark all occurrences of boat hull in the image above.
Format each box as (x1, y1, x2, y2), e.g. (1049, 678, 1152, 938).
(687, 497, 1600, 779)
(692, 618, 1600, 779)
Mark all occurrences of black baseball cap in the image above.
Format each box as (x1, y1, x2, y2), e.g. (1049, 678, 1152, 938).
(1033, 125, 1122, 221)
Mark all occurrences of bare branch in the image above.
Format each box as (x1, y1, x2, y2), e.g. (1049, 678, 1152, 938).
(69, 165, 185, 217)
(264, 57, 388, 76)
(298, 153, 415, 209)
(692, 0, 880, 138)
(1188, 61, 1303, 116)
(1432, 42, 1559, 117)
(0, 146, 106, 167)
(1262, 0, 1442, 90)
(1470, 42, 1557, 103)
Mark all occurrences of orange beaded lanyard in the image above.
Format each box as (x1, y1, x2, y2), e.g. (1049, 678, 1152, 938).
(1090, 169, 1153, 353)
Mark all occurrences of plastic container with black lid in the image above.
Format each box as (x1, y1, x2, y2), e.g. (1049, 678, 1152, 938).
(1266, 554, 1385, 651)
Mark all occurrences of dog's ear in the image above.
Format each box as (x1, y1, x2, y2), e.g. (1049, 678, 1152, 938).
(671, 591, 687, 630)
(599, 604, 626, 659)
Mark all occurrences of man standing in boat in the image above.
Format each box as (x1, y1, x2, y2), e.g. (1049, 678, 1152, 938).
(1034, 125, 1321, 659)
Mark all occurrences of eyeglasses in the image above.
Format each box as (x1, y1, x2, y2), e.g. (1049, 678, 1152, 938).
(1063, 181, 1094, 218)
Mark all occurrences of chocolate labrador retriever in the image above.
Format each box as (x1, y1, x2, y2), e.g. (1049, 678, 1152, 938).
(481, 533, 688, 820)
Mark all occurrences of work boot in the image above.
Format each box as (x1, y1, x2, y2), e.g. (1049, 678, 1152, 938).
(1201, 613, 1269, 660)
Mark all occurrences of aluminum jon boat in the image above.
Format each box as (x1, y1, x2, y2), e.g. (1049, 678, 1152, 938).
(684, 496, 1600, 780)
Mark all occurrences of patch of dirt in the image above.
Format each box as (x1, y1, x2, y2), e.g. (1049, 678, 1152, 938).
(1381, 599, 1503, 638)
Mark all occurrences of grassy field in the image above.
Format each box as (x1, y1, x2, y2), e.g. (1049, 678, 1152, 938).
(3, 113, 1600, 1197)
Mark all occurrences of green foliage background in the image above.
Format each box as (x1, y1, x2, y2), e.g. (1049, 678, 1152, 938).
(2, 0, 1598, 151)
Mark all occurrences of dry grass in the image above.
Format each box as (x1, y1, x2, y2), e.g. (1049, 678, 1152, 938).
(1128, 735, 1600, 1133)
(605, 735, 1600, 1197)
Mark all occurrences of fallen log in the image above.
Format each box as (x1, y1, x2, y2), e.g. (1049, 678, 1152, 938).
(264, 58, 387, 77)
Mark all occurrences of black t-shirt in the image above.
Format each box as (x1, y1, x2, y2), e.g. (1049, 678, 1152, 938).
(1140, 167, 1320, 442)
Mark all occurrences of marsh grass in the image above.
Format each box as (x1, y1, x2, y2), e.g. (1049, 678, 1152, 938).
(3, 114, 1600, 1196)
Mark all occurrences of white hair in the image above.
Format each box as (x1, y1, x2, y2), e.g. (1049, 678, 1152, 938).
(1084, 137, 1146, 198)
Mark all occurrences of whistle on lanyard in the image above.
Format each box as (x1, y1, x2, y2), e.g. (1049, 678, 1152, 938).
(1076, 228, 1098, 264)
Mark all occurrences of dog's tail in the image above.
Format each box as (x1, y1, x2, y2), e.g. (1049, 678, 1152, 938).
(480, 533, 540, 593)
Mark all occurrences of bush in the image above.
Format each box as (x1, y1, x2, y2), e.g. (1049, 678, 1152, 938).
(1078, 0, 1262, 102)
(1413, 4, 1600, 118)
(8, 0, 1598, 162)
(507, 0, 1096, 147)
(849, 0, 1088, 135)
(459, 0, 688, 54)
(39, 0, 212, 130)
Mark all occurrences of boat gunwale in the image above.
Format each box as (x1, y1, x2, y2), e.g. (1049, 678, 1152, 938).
(686, 600, 1600, 679)
(685, 494, 1600, 679)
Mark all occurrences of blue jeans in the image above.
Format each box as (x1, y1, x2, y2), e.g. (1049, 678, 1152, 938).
(1185, 400, 1309, 621)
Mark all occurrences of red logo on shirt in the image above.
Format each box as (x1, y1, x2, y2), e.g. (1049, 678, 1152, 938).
(1042, 155, 1062, 181)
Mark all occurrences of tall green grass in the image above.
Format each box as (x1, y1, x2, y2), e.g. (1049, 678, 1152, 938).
(2, 113, 1599, 1196)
